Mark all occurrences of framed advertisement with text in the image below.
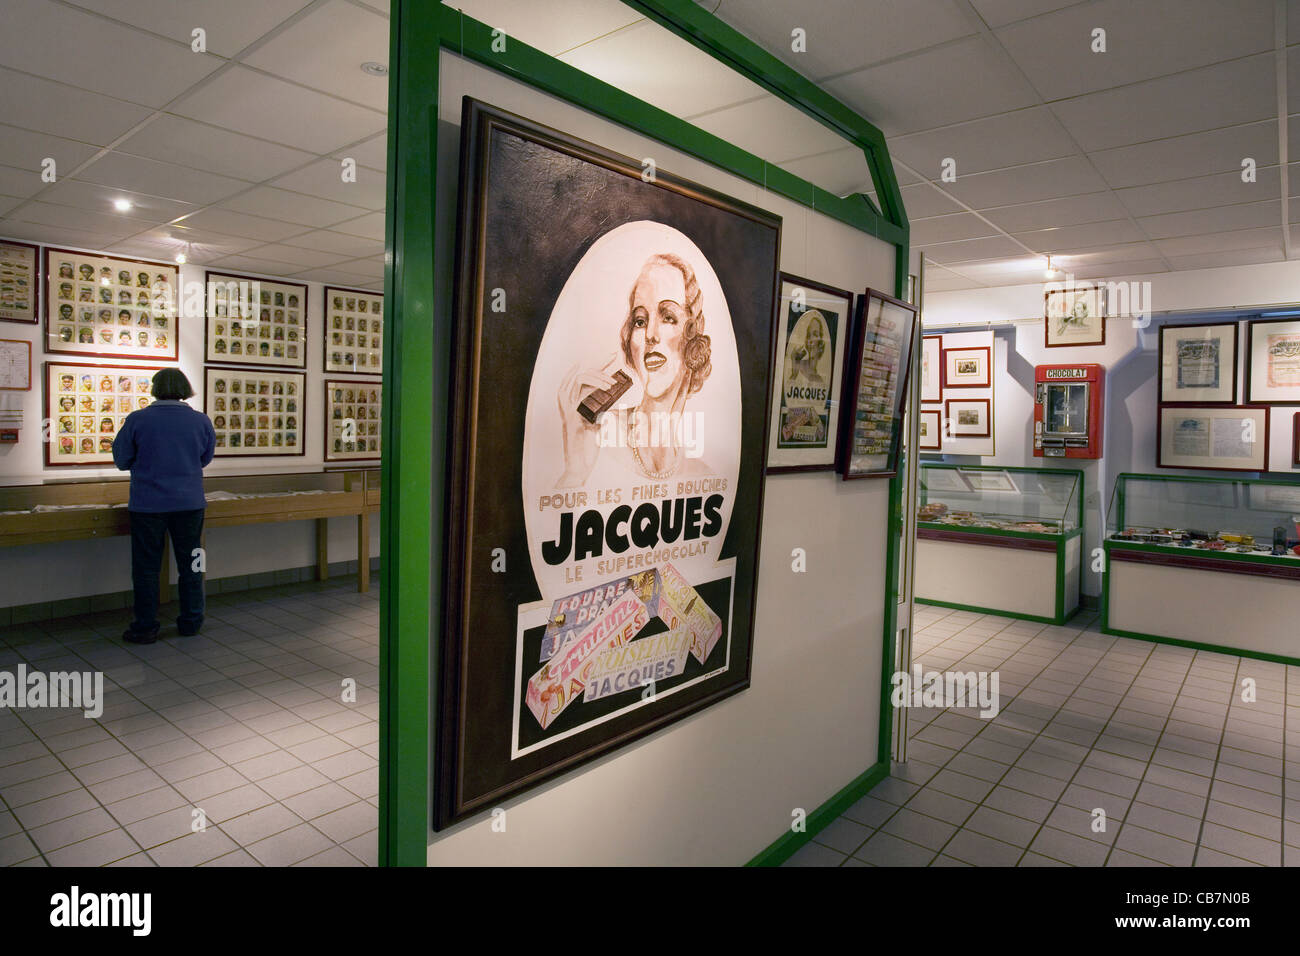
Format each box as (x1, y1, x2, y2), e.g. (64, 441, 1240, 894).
(436, 99, 781, 828)
(1246, 318, 1300, 404)
(45, 361, 162, 466)
(205, 271, 307, 369)
(1045, 284, 1105, 347)
(45, 249, 178, 360)
(323, 286, 383, 375)
(942, 345, 990, 389)
(204, 366, 306, 457)
(840, 288, 918, 479)
(918, 407, 942, 450)
(920, 334, 942, 403)
(1157, 404, 1269, 472)
(766, 273, 851, 473)
(1158, 322, 1237, 405)
(0, 239, 39, 324)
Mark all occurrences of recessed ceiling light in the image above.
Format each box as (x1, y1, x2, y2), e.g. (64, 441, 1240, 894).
(360, 61, 388, 76)
(113, 198, 132, 212)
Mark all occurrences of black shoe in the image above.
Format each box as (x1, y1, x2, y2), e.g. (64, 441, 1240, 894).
(177, 618, 203, 637)
(123, 626, 159, 645)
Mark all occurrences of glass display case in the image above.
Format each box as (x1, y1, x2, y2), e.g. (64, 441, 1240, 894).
(918, 463, 1083, 537)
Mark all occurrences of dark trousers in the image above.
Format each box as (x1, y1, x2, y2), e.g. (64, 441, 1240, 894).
(129, 509, 206, 633)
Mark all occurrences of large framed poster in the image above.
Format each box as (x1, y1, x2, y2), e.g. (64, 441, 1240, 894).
(840, 288, 918, 479)
(45, 249, 178, 360)
(204, 366, 305, 457)
(0, 239, 39, 324)
(437, 99, 780, 828)
(323, 378, 381, 461)
(1246, 318, 1300, 405)
(765, 273, 851, 473)
(1157, 404, 1269, 472)
(205, 272, 307, 369)
(323, 287, 383, 375)
(1159, 322, 1237, 405)
(45, 361, 160, 466)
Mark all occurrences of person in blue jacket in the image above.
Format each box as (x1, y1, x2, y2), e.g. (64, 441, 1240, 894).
(112, 368, 215, 644)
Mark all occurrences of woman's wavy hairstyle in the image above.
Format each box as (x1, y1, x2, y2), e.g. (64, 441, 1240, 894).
(620, 253, 712, 395)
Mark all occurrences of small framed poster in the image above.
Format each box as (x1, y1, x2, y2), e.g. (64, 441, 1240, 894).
(1245, 318, 1300, 405)
(45, 361, 161, 466)
(0, 339, 32, 390)
(1157, 404, 1268, 472)
(324, 378, 382, 461)
(959, 468, 1018, 493)
(1045, 284, 1106, 347)
(920, 335, 942, 403)
(918, 407, 942, 450)
(323, 287, 383, 375)
(945, 397, 991, 437)
(0, 240, 40, 324)
(766, 273, 851, 473)
(205, 366, 306, 457)
(205, 272, 307, 369)
(942, 345, 989, 389)
(840, 288, 918, 479)
(1159, 322, 1237, 404)
(1294, 412, 1300, 467)
(45, 248, 178, 360)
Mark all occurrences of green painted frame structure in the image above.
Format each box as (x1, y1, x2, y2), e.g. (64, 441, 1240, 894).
(381, 0, 909, 866)
(1100, 472, 1300, 666)
(913, 463, 1085, 626)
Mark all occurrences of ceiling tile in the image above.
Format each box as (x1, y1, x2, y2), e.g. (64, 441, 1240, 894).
(889, 106, 1075, 178)
(0, 220, 126, 250)
(126, 224, 263, 259)
(0, 0, 222, 108)
(1138, 200, 1280, 240)
(968, 0, 1084, 29)
(118, 115, 318, 182)
(777, 147, 872, 197)
(1115, 168, 1281, 218)
(328, 212, 385, 240)
(289, 266, 382, 285)
(944, 155, 1108, 208)
(448, 0, 644, 56)
(235, 243, 352, 269)
(1089, 121, 1278, 188)
(171, 207, 307, 243)
(1067, 257, 1170, 280)
(0, 124, 100, 178)
(898, 182, 966, 219)
(689, 95, 857, 164)
(1049, 241, 1162, 266)
(0, 164, 45, 201)
(207, 253, 306, 276)
(1013, 218, 1147, 252)
(356, 0, 388, 14)
(3, 199, 139, 239)
(219, 186, 369, 228)
(0, 67, 153, 146)
(919, 234, 1030, 264)
(170, 65, 385, 154)
(332, 132, 387, 172)
(1168, 247, 1284, 271)
(1051, 54, 1276, 152)
(909, 212, 1001, 245)
(980, 191, 1130, 232)
(922, 271, 981, 291)
(269, 159, 386, 211)
(1154, 226, 1284, 256)
(74, 151, 248, 206)
(64, 0, 318, 58)
(279, 229, 383, 258)
(43, 179, 196, 224)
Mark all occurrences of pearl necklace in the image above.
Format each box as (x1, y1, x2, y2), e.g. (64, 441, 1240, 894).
(631, 441, 680, 480)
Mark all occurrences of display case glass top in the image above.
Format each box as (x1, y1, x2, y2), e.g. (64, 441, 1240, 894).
(918, 463, 1082, 536)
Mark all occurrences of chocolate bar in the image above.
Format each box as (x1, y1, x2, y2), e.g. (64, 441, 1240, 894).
(577, 369, 632, 424)
(644, 562, 722, 666)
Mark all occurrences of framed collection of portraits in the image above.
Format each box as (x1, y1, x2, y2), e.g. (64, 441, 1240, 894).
(766, 274, 851, 473)
(945, 398, 991, 438)
(920, 335, 941, 403)
(324, 379, 381, 461)
(0, 240, 39, 324)
(206, 272, 307, 369)
(1045, 284, 1105, 347)
(942, 345, 990, 389)
(45, 249, 178, 360)
(1158, 323, 1237, 405)
(1157, 404, 1268, 472)
(1246, 318, 1300, 405)
(0, 339, 31, 390)
(45, 361, 160, 466)
(323, 287, 383, 375)
(841, 288, 918, 479)
(204, 366, 305, 457)
(918, 407, 942, 450)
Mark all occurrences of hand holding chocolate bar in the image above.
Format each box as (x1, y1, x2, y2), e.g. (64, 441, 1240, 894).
(555, 355, 629, 488)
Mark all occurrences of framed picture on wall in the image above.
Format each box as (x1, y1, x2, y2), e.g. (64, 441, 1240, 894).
(205, 272, 307, 369)
(0, 339, 31, 390)
(1159, 322, 1237, 404)
(323, 287, 383, 375)
(766, 273, 851, 473)
(918, 407, 942, 450)
(1157, 404, 1268, 472)
(45, 361, 161, 466)
(840, 288, 918, 479)
(945, 397, 991, 437)
(1245, 318, 1300, 404)
(0, 239, 39, 324)
(1045, 284, 1105, 347)
(920, 335, 942, 403)
(436, 98, 780, 829)
(942, 345, 989, 388)
(324, 378, 382, 461)
(204, 366, 306, 457)
(1294, 412, 1300, 467)
(45, 249, 178, 360)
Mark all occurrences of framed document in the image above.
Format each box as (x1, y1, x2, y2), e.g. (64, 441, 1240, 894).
(324, 378, 381, 461)
(942, 345, 989, 389)
(1159, 322, 1237, 404)
(1248, 480, 1300, 512)
(205, 272, 307, 369)
(918, 407, 942, 450)
(1246, 318, 1300, 404)
(323, 287, 383, 375)
(1157, 404, 1268, 472)
(920, 335, 942, 403)
(945, 397, 991, 437)
(922, 467, 970, 493)
(0, 339, 31, 390)
(205, 366, 306, 457)
(766, 274, 851, 473)
(0, 240, 39, 324)
(1045, 284, 1105, 347)
(45, 362, 162, 466)
(959, 468, 1018, 493)
(840, 288, 918, 479)
(45, 249, 178, 360)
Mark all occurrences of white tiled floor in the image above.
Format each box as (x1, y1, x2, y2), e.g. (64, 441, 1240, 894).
(0, 578, 378, 867)
(785, 605, 1300, 867)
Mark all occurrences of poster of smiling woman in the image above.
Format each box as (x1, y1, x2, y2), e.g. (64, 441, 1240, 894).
(436, 99, 781, 827)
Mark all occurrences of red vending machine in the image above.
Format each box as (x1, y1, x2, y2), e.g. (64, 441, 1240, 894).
(1033, 363, 1104, 459)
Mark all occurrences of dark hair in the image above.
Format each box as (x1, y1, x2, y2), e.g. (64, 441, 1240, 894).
(152, 368, 194, 401)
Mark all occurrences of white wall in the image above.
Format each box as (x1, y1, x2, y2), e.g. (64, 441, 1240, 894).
(424, 53, 897, 866)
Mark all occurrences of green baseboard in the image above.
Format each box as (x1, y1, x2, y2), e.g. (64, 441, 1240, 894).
(745, 761, 890, 867)
(1100, 624, 1300, 668)
(914, 597, 1078, 626)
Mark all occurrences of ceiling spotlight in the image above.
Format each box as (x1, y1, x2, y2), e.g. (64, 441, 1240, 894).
(113, 198, 132, 212)
(175, 252, 187, 265)
(1044, 255, 1061, 279)
(360, 61, 388, 76)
